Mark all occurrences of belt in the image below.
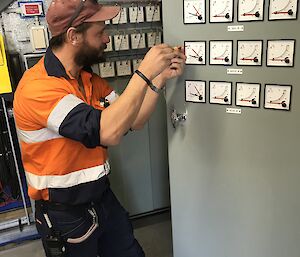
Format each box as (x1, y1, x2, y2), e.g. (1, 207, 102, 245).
(35, 200, 91, 212)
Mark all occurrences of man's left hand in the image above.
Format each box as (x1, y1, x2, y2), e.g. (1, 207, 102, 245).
(159, 47, 186, 82)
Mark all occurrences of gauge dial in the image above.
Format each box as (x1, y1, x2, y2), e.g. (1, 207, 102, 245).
(238, 0, 264, 21)
(236, 83, 261, 107)
(267, 40, 295, 67)
(209, 0, 233, 22)
(185, 41, 206, 65)
(209, 81, 232, 104)
(209, 41, 233, 65)
(237, 40, 263, 66)
(269, 0, 298, 20)
(185, 80, 206, 103)
(184, 0, 206, 24)
(264, 84, 292, 110)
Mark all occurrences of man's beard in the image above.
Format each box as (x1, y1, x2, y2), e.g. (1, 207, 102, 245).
(74, 41, 107, 67)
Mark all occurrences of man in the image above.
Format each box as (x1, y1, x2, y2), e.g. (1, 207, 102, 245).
(13, 0, 186, 256)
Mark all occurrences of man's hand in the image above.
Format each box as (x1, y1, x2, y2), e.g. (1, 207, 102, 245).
(157, 46, 186, 85)
(138, 44, 178, 81)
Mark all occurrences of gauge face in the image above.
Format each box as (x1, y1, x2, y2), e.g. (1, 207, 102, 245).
(209, 41, 233, 65)
(236, 83, 261, 107)
(264, 84, 292, 110)
(185, 80, 206, 103)
(184, 0, 206, 24)
(209, 81, 232, 104)
(185, 41, 206, 65)
(209, 0, 233, 22)
(237, 40, 263, 66)
(269, 0, 298, 20)
(238, 0, 264, 21)
(267, 40, 295, 67)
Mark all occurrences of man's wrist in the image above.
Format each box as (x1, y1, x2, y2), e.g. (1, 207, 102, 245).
(152, 75, 167, 90)
(134, 70, 163, 94)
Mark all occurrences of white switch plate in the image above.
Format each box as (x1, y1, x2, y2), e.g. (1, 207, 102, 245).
(226, 108, 242, 114)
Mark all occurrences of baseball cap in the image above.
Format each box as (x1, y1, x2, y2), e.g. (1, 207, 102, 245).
(46, 0, 120, 37)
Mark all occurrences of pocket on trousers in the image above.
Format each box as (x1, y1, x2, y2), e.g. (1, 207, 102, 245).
(49, 208, 98, 244)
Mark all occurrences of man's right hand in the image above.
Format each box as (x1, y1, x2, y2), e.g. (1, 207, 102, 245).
(138, 44, 178, 81)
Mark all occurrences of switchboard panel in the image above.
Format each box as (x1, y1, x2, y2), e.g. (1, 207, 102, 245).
(163, 0, 300, 257)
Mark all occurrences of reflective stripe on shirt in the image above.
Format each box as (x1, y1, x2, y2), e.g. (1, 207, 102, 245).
(25, 161, 110, 190)
(47, 94, 84, 133)
(105, 90, 119, 104)
(17, 127, 63, 143)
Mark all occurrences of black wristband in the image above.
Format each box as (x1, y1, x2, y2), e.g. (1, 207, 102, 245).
(134, 70, 162, 94)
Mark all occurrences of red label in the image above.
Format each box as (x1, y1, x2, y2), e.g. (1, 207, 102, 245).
(25, 4, 40, 15)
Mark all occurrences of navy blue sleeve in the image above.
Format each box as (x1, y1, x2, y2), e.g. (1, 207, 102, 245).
(59, 103, 101, 148)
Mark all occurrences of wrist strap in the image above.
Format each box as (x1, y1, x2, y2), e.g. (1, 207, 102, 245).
(134, 70, 162, 94)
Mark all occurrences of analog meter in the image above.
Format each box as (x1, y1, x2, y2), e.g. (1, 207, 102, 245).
(129, 5, 145, 23)
(267, 40, 295, 67)
(237, 40, 263, 66)
(112, 7, 128, 24)
(238, 0, 264, 21)
(209, 81, 232, 104)
(209, 40, 233, 65)
(236, 82, 261, 107)
(185, 80, 206, 103)
(209, 0, 233, 23)
(184, 0, 206, 24)
(264, 84, 292, 110)
(269, 0, 298, 20)
(185, 41, 206, 65)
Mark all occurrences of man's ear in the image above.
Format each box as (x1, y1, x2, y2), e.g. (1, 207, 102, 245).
(66, 27, 82, 46)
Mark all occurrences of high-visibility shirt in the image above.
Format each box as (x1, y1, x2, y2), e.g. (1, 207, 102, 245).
(13, 48, 119, 205)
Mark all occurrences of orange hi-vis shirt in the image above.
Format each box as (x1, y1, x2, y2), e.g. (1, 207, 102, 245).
(13, 48, 119, 205)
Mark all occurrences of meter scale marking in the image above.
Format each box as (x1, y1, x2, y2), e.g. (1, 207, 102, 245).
(213, 1, 231, 18)
(241, 0, 260, 17)
(213, 46, 230, 62)
(268, 90, 288, 107)
(272, 0, 294, 15)
(188, 5, 203, 20)
(269, 45, 291, 63)
(240, 46, 259, 62)
(240, 89, 257, 104)
(189, 48, 203, 62)
(213, 88, 229, 102)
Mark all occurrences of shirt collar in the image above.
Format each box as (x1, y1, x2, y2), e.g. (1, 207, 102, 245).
(44, 48, 93, 79)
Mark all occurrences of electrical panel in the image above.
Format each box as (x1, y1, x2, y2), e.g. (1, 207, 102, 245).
(181, 0, 298, 112)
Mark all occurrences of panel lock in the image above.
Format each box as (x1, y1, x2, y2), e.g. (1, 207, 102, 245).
(170, 108, 187, 128)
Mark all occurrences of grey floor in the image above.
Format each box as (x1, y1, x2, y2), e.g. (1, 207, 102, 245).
(0, 211, 173, 257)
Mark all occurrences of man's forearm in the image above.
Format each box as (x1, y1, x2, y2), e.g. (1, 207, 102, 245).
(131, 75, 166, 130)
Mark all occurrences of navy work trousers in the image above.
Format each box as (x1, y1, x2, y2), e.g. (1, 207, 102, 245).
(35, 187, 145, 257)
